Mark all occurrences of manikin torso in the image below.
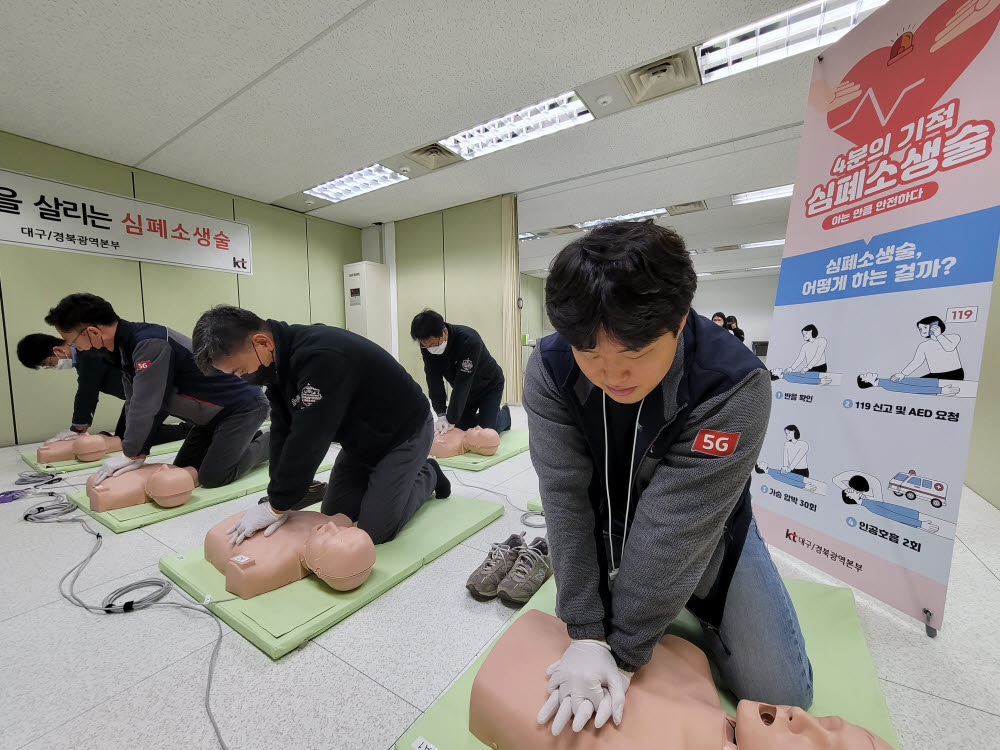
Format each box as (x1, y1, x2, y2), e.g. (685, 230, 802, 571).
(37, 433, 123, 464)
(470, 610, 891, 750)
(86, 464, 198, 512)
(430, 427, 501, 459)
(204, 510, 376, 599)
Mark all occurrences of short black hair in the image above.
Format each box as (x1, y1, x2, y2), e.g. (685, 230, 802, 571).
(192, 305, 268, 375)
(917, 315, 945, 332)
(725, 316, 739, 326)
(784, 424, 800, 439)
(712, 312, 726, 321)
(411, 309, 445, 341)
(842, 474, 870, 504)
(545, 221, 696, 350)
(44, 293, 119, 331)
(802, 324, 818, 337)
(17, 333, 65, 369)
(857, 375, 875, 389)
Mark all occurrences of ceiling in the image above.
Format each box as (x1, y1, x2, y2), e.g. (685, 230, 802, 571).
(0, 0, 819, 278)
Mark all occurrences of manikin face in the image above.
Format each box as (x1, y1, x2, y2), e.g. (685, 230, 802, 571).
(572, 321, 685, 404)
(735, 701, 889, 749)
(213, 334, 275, 377)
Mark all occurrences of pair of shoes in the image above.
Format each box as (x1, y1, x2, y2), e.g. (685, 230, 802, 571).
(260, 480, 328, 511)
(467, 533, 552, 603)
(427, 458, 451, 499)
(497, 404, 512, 433)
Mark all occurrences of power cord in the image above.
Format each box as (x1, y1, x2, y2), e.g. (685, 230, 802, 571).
(445, 470, 546, 528)
(23, 495, 231, 750)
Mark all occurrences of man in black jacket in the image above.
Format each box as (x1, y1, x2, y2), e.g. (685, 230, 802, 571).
(410, 309, 510, 436)
(192, 306, 451, 546)
(17, 332, 189, 446)
(45, 294, 269, 487)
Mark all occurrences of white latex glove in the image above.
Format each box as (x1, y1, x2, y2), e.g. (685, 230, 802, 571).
(434, 416, 454, 436)
(537, 639, 632, 736)
(93, 455, 146, 485)
(45, 429, 82, 444)
(228, 502, 287, 545)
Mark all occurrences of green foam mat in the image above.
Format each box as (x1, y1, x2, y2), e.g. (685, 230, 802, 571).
(436, 429, 529, 471)
(65, 458, 331, 533)
(395, 577, 899, 750)
(21, 421, 272, 474)
(526, 494, 542, 512)
(159, 495, 503, 659)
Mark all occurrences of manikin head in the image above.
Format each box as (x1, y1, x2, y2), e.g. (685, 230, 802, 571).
(857, 373, 879, 389)
(801, 324, 818, 342)
(712, 312, 726, 326)
(784, 425, 800, 442)
(916, 315, 944, 338)
(192, 305, 276, 386)
(45, 293, 120, 352)
(734, 701, 892, 749)
(411, 309, 448, 354)
(17, 333, 72, 370)
(302, 521, 376, 591)
(74, 433, 114, 462)
(464, 427, 500, 454)
(547, 221, 695, 405)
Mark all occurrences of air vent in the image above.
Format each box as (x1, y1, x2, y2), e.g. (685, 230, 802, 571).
(617, 49, 700, 106)
(710, 244, 741, 253)
(548, 225, 581, 235)
(405, 143, 463, 171)
(666, 200, 708, 216)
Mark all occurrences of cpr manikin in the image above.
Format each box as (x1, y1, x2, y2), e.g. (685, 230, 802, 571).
(86, 464, 198, 512)
(204, 510, 376, 599)
(471, 610, 891, 750)
(37, 433, 123, 464)
(430, 426, 500, 459)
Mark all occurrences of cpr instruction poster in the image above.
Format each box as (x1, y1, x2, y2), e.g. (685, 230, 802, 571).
(753, 0, 1000, 631)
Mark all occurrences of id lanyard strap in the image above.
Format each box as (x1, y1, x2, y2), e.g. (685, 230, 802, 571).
(603, 393, 644, 582)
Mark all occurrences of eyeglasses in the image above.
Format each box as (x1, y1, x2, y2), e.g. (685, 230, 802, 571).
(68, 328, 92, 348)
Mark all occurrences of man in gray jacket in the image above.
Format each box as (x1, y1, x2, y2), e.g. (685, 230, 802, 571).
(525, 221, 812, 737)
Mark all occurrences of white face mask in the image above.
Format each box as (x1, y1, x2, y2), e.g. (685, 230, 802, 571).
(52, 359, 74, 370)
(426, 342, 448, 356)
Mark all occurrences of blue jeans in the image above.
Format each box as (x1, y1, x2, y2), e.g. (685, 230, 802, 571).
(698, 516, 814, 707)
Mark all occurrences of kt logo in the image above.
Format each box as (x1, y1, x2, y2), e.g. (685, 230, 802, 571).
(232, 257, 248, 269)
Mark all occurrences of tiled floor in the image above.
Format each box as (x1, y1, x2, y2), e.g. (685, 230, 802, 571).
(3, 405, 998, 749)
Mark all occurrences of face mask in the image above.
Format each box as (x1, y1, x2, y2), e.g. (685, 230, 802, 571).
(54, 358, 74, 370)
(426, 342, 448, 355)
(241, 343, 277, 386)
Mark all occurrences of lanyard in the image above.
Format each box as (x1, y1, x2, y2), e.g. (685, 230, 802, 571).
(602, 392, 644, 582)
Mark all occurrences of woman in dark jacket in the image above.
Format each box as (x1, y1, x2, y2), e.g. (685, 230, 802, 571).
(726, 315, 746, 342)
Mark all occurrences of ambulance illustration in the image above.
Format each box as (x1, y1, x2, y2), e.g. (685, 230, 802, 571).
(888, 469, 947, 509)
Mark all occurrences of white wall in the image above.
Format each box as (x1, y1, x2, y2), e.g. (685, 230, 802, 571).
(692, 274, 779, 348)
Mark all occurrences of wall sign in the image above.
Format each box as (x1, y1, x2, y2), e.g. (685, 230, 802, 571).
(753, 0, 1000, 633)
(0, 168, 252, 274)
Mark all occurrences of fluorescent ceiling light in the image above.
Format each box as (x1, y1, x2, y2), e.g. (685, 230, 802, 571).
(749, 264, 781, 270)
(439, 91, 594, 160)
(696, 0, 889, 83)
(305, 164, 407, 203)
(697, 272, 714, 277)
(575, 207, 667, 230)
(518, 232, 537, 240)
(740, 239, 785, 248)
(731, 184, 794, 205)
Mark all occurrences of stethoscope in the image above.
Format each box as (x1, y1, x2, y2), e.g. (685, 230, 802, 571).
(602, 392, 645, 583)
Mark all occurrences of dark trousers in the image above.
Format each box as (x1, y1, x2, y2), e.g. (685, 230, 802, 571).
(114, 406, 191, 446)
(455, 385, 510, 432)
(925, 368, 965, 380)
(791, 468, 810, 478)
(322, 414, 436, 544)
(808, 364, 828, 373)
(173, 393, 270, 488)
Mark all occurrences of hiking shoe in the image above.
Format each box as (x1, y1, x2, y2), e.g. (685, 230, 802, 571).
(497, 537, 552, 604)
(466, 533, 525, 597)
(261, 480, 328, 511)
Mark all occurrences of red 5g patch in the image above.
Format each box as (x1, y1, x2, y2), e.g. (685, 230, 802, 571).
(692, 429, 740, 456)
(135, 360, 152, 371)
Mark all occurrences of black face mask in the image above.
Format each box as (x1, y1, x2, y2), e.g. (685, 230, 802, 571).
(241, 344, 277, 386)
